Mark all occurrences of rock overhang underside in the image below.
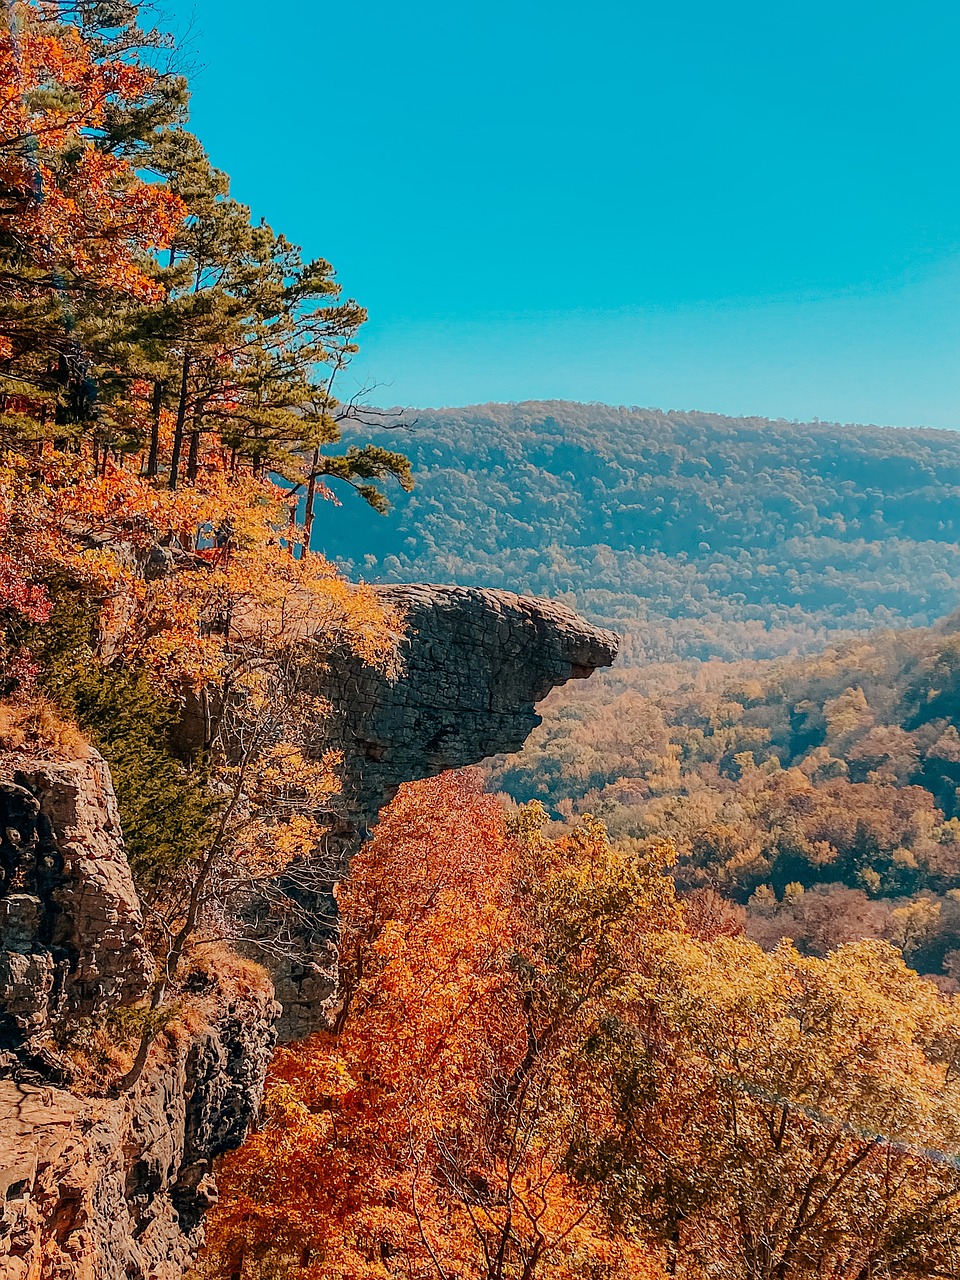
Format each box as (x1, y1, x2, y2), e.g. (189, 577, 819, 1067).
(320, 584, 620, 830)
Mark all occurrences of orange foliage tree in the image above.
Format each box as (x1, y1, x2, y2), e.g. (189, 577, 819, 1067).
(199, 770, 672, 1280)
(0, 2, 412, 1069)
(200, 772, 960, 1280)
(1, 0, 185, 415)
(1, 2, 410, 699)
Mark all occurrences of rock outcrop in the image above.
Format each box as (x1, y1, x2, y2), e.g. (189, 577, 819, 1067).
(273, 585, 619, 1038)
(0, 754, 278, 1280)
(0, 960, 277, 1280)
(328, 585, 620, 829)
(0, 753, 152, 1053)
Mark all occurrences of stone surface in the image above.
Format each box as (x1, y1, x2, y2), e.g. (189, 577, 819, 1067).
(270, 585, 619, 1039)
(0, 963, 278, 1280)
(0, 753, 152, 1049)
(331, 585, 620, 828)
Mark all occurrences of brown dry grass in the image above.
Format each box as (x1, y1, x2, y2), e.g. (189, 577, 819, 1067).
(55, 944, 273, 1095)
(167, 945, 274, 1041)
(0, 697, 88, 758)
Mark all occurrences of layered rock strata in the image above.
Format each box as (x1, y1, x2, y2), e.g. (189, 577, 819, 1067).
(0, 753, 152, 1053)
(333, 585, 620, 827)
(0, 961, 276, 1280)
(0, 752, 278, 1280)
(272, 585, 619, 1038)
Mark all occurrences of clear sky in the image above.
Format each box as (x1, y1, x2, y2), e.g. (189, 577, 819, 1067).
(163, 0, 960, 427)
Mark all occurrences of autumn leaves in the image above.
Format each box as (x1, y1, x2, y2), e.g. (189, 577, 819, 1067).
(200, 772, 960, 1280)
(0, 1, 410, 695)
(5, 8, 960, 1279)
(0, 2, 417, 1090)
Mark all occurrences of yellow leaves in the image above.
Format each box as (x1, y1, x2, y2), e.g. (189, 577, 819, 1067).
(252, 743, 342, 808)
(1, 439, 400, 692)
(888, 896, 943, 956)
(233, 814, 322, 880)
(643, 929, 960, 1163)
(226, 743, 345, 882)
(578, 932, 960, 1279)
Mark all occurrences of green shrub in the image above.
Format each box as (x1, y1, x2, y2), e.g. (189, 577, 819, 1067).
(26, 584, 218, 896)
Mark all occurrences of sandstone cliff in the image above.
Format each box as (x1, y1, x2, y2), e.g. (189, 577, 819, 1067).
(0, 753, 152, 1057)
(0, 585, 617, 1278)
(330, 585, 620, 828)
(0, 960, 275, 1280)
(272, 585, 619, 1038)
(0, 753, 279, 1280)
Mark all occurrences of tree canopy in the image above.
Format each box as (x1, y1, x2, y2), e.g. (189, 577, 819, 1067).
(325, 400, 960, 662)
(199, 771, 960, 1280)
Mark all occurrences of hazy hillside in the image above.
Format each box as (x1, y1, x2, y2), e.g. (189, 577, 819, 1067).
(318, 401, 960, 661)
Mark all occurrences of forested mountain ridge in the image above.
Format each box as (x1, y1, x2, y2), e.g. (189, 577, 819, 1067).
(321, 400, 960, 661)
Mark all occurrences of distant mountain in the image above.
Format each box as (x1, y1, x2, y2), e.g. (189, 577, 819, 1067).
(316, 401, 960, 662)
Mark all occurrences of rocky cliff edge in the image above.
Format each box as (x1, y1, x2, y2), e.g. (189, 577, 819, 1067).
(0, 586, 618, 1277)
(273, 585, 619, 1038)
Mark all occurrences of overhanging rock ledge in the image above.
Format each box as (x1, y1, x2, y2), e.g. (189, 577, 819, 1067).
(274, 585, 619, 1039)
(322, 584, 620, 830)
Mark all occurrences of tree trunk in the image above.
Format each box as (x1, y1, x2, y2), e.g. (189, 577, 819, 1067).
(168, 351, 190, 490)
(303, 445, 321, 556)
(186, 401, 203, 483)
(145, 379, 163, 477)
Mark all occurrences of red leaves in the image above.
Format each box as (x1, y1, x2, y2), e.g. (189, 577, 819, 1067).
(0, 552, 50, 624)
(0, 2, 184, 310)
(201, 775, 671, 1280)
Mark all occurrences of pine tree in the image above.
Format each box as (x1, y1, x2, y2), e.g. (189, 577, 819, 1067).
(0, 1, 185, 443)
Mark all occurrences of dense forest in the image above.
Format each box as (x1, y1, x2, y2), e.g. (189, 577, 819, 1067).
(6, 3, 960, 1278)
(325, 401, 960, 660)
(488, 612, 960, 983)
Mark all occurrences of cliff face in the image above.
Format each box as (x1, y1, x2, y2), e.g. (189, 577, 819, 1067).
(0, 585, 617, 1277)
(0, 962, 276, 1280)
(331, 585, 620, 828)
(0, 753, 278, 1280)
(0, 754, 152, 1056)
(273, 585, 619, 1039)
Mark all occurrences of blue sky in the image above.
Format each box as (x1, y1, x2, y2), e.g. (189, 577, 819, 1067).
(164, 0, 960, 427)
